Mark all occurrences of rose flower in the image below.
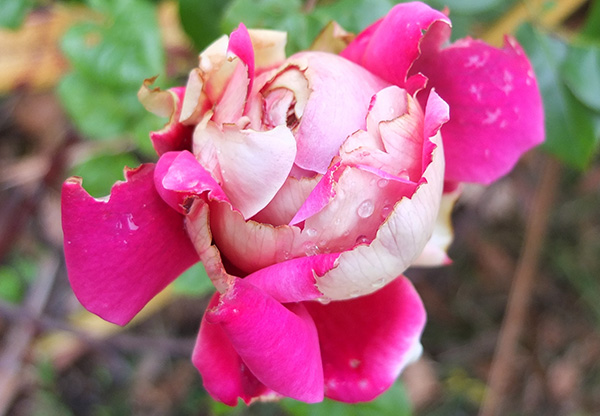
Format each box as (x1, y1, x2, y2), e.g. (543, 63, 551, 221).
(62, 2, 543, 405)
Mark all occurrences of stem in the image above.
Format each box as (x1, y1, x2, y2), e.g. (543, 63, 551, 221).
(478, 154, 561, 416)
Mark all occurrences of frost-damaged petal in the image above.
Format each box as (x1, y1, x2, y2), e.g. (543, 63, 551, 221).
(138, 79, 194, 155)
(340, 2, 451, 89)
(193, 292, 272, 406)
(316, 131, 444, 299)
(304, 276, 426, 402)
(413, 36, 545, 184)
(245, 253, 340, 303)
(154, 151, 229, 215)
(195, 122, 297, 219)
(62, 165, 199, 325)
(206, 278, 324, 403)
(280, 52, 389, 173)
(248, 29, 287, 72)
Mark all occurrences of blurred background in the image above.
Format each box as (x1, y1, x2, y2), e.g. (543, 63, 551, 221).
(0, 0, 599, 414)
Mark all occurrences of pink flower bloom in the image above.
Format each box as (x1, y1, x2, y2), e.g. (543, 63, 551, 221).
(62, 2, 543, 405)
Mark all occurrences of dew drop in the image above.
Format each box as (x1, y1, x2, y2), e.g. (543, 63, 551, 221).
(397, 169, 410, 180)
(306, 227, 317, 237)
(371, 278, 386, 288)
(303, 242, 319, 256)
(126, 213, 139, 231)
(334, 218, 342, 226)
(316, 297, 331, 305)
(381, 204, 392, 219)
(349, 290, 360, 298)
(355, 235, 369, 245)
(357, 200, 374, 218)
(349, 359, 361, 369)
(377, 178, 389, 188)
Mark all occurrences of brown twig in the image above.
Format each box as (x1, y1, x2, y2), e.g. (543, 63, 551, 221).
(478, 154, 561, 416)
(0, 255, 59, 416)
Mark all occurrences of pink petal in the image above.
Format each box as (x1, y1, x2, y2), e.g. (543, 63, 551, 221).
(412, 184, 460, 266)
(154, 150, 229, 215)
(251, 175, 320, 226)
(289, 162, 342, 226)
(193, 292, 272, 405)
(228, 23, 255, 102)
(340, 2, 451, 89)
(316, 128, 445, 299)
(245, 253, 340, 303)
(185, 200, 232, 293)
(304, 276, 426, 402)
(138, 79, 194, 155)
(412, 36, 545, 183)
(205, 278, 324, 403)
(62, 164, 199, 325)
(194, 122, 297, 219)
(272, 52, 389, 174)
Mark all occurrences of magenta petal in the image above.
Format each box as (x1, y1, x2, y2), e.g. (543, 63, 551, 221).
(341, 2, 450, 88)
(206, 278, 324, 402)
(154, 150, 229, 214)
(62, 164, 199, 325)
(228, 23, 255, 100)
(304, 276, 425, 402)
(245, 253, 340, 303)
(193, 292, 271, 405)
(415, 37, 544, 183)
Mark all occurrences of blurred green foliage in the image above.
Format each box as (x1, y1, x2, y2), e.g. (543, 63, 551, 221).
(0, 0, 35, 29)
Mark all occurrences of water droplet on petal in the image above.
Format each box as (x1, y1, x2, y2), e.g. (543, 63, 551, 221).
(377, 178, 389, 188)
(371, 278, 386, 288)
(303, 242, 319, 256)
(334, 218, 342, 226)
(126, 213, 139, 231)
(306, 228, 317, 237)
(355, 235, 369, 245)
(349, 359, 361, 369)
(381, 204, 392, 219)
(349, 290, 360, 298)
(357, 200, 374, 218)
(397, 169, 410, 180)
(316, 297, 331, 305)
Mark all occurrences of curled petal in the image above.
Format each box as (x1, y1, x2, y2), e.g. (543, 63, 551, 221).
(194, 123, 297, 219)
(341, 2, 451, 89)
(412, 184, 460, 266)
(205, 278, 324, 403)
(316, 130, 445, 299)
(62, 165, 198, 325)
(138, 79, 194, 155)
(304, 276, 426, 402)
(154, 150, 229, 215)
(271, 52, 389, 174)
(248, 29, 287, 72)
(245, 253, 340, 303)
(193, 292, 272, 406)
(413, 36, 545, 183)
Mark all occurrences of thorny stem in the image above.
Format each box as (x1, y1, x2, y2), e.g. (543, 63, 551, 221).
(478, 154, 561, 416)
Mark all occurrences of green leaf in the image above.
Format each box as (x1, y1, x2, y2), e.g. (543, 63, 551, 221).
(425, 0, 502, 14)
(0, 266, 25, 303)
(178, 0, 234, 51)
(516, 24, 600, 170)
(581, 0, 600, 40)
(281, 381, 412, 416)
(313, 0, 394, 33)
(172, 262, 215, 297)
(60, 0, 164, 89)
(71, 152, 140, 198)
(562, 44, 600, 112)
(0, 0, 34, 29)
